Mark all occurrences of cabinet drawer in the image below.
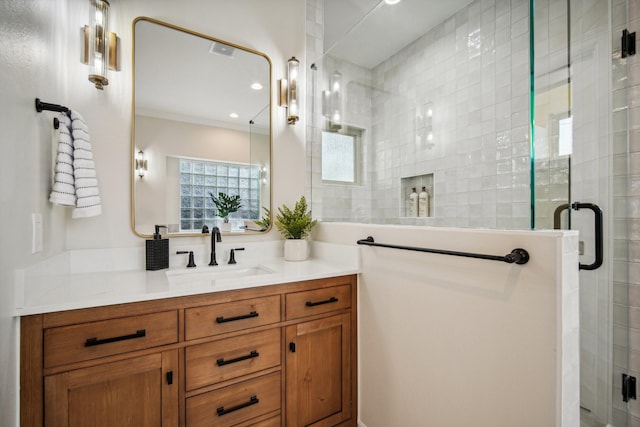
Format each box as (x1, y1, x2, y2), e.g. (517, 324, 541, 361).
(186, 328, 281, 391)
(44, 310, 178, 368)
(185, 295, 280, 340)
(186, 372, 280, 427)
(285, 284, 351, 320)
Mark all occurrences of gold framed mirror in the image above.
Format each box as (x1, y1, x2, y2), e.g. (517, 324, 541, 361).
(131, 17, 272, 238)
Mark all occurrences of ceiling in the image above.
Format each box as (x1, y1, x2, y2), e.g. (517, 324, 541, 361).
(323, 0, 474, 69)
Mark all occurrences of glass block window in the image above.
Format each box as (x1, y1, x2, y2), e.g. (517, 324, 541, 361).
(321, 129, 360, 184)
(179, 159, 261, 231)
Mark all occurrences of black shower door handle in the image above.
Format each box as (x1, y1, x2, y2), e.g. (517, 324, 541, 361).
(572, 202, 603, 270)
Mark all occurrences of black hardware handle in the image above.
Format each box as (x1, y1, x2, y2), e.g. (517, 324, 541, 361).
(216, 311, 259, 324)
(166, 371, 174, 385)
(572, 202, 603, 270)
(217, 395, 259, 416)
(306, 297, 339, 307)
(84, 329, 146, 347)
(553, 203, 570, 230)
(357, 236, 529, 265)
(217, 350, 259, 366)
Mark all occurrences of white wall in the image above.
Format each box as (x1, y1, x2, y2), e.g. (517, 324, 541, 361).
(313, 222, 579, 427)
(0, 1, 305, 425)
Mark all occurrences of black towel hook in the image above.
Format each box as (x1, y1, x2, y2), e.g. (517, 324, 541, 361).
(35, 98, 70, 129)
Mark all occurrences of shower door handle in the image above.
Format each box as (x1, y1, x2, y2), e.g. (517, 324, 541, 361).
(572, 202, 603, 270)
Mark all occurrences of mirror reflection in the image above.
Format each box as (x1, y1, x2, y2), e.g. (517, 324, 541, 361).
(132, 17, 271, 237)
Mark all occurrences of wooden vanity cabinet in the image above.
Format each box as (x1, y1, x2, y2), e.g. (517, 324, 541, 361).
(20, 274, 357, 427)
(44, 350, 179, 427)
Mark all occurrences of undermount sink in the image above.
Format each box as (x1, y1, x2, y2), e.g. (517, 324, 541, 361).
(165, 265, 275, 283)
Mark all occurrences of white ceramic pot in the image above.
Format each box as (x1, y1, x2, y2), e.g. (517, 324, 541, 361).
(220, 222, 232, 232)
(284, 239, 308, 261)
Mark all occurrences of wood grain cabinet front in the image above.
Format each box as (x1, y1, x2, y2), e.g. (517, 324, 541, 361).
(185, 328, 281, 391)
(44, 350, 178, 427)
(285, 284, 351, 321)
(185, 295, 280, 340)
(21, 275, 357, 427)
(186, 372, 281, 427)
(44, 310, 178, 368)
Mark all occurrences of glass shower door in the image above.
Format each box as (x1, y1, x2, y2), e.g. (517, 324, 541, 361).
(532, 0, 630, 425)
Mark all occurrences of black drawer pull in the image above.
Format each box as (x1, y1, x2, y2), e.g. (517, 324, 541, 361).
(217, 350, 259, 366)
(84, 329, 146, 347)
(217, 395, 259, 416)
(216, 311, 259, 324)
(306, 297, 338, 307)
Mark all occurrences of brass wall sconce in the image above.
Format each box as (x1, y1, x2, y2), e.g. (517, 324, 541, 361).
(82, 0, 118, 90)
(135, 150, 148, 178)
(279, 57, 300, 124)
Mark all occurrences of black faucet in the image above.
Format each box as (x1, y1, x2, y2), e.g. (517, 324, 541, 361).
(209, 226, 222, 266)
(228, 247, 245, 265)
(176, 251, 196, 268)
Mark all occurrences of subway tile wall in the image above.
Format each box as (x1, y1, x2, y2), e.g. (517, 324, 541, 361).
(308, 0, 532, 230)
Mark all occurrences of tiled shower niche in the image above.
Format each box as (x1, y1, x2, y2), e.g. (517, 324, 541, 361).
(401, 174, 433, 218)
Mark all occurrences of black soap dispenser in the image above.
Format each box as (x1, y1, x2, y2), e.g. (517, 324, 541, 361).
(146, 225, 169, 271)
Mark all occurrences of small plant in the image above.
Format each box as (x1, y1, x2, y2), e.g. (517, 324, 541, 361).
(275, 196, 317, 239)
(209, 192, 242, 223)
(254, 207, 271, 231)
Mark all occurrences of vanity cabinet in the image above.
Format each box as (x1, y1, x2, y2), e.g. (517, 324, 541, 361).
(44, 350, 179, 427)
(21, 274, 357, 427)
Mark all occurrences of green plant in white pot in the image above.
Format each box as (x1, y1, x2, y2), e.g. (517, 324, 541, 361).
(275, 196, 317, 261)
(210, 192, 242, 232)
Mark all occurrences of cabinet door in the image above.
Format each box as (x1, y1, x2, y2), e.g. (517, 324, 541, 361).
(286, 313, 351, 427)
(44, 350, 178, 427)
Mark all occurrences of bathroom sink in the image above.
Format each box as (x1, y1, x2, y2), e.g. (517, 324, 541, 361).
(165, 265, 275, 284)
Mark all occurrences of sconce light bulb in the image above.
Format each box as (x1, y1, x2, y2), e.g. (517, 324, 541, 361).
(427, 132, 434, 141)
(427, 108, 433, 117)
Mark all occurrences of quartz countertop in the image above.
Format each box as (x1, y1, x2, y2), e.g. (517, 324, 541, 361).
(14, 241, 360, 316)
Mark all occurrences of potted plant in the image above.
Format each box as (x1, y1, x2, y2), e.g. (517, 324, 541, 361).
(275, 196, 317, 261)
(210, 192, 242, 232)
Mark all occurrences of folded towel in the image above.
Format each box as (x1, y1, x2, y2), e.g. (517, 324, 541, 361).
(49, 113, 76, 206)
(71, 111, 102, 218)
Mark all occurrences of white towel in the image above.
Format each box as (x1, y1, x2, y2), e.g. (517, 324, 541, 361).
(49, 110, 102, 218)
(71, 111, 102, 218)
(49, 113, 76, 206)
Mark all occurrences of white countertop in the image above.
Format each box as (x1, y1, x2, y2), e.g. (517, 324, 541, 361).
(14, 241, 360, 316)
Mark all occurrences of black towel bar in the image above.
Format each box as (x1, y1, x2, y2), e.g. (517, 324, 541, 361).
(356, 236, 529, 265)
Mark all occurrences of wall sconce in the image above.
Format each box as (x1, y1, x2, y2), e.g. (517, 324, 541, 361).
(135, 150, 148, 178)
(82, 0, 118, 90)
(279, 57, 300, 125)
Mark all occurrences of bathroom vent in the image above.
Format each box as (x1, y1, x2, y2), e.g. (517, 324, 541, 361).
(209, 42, 235, 57)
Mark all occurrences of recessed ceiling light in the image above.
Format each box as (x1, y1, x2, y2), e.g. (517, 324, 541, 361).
(229, 113, 239, 118)
(384, 0, 401, 4)
(251, 82, 263, 90)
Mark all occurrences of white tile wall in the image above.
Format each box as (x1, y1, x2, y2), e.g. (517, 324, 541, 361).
(308, 0, 532, 230)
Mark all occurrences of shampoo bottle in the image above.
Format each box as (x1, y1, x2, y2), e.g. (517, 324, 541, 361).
(146, 225, 169, 271)
(419, 186, 429, 217)
(409, 187, 418, 217)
